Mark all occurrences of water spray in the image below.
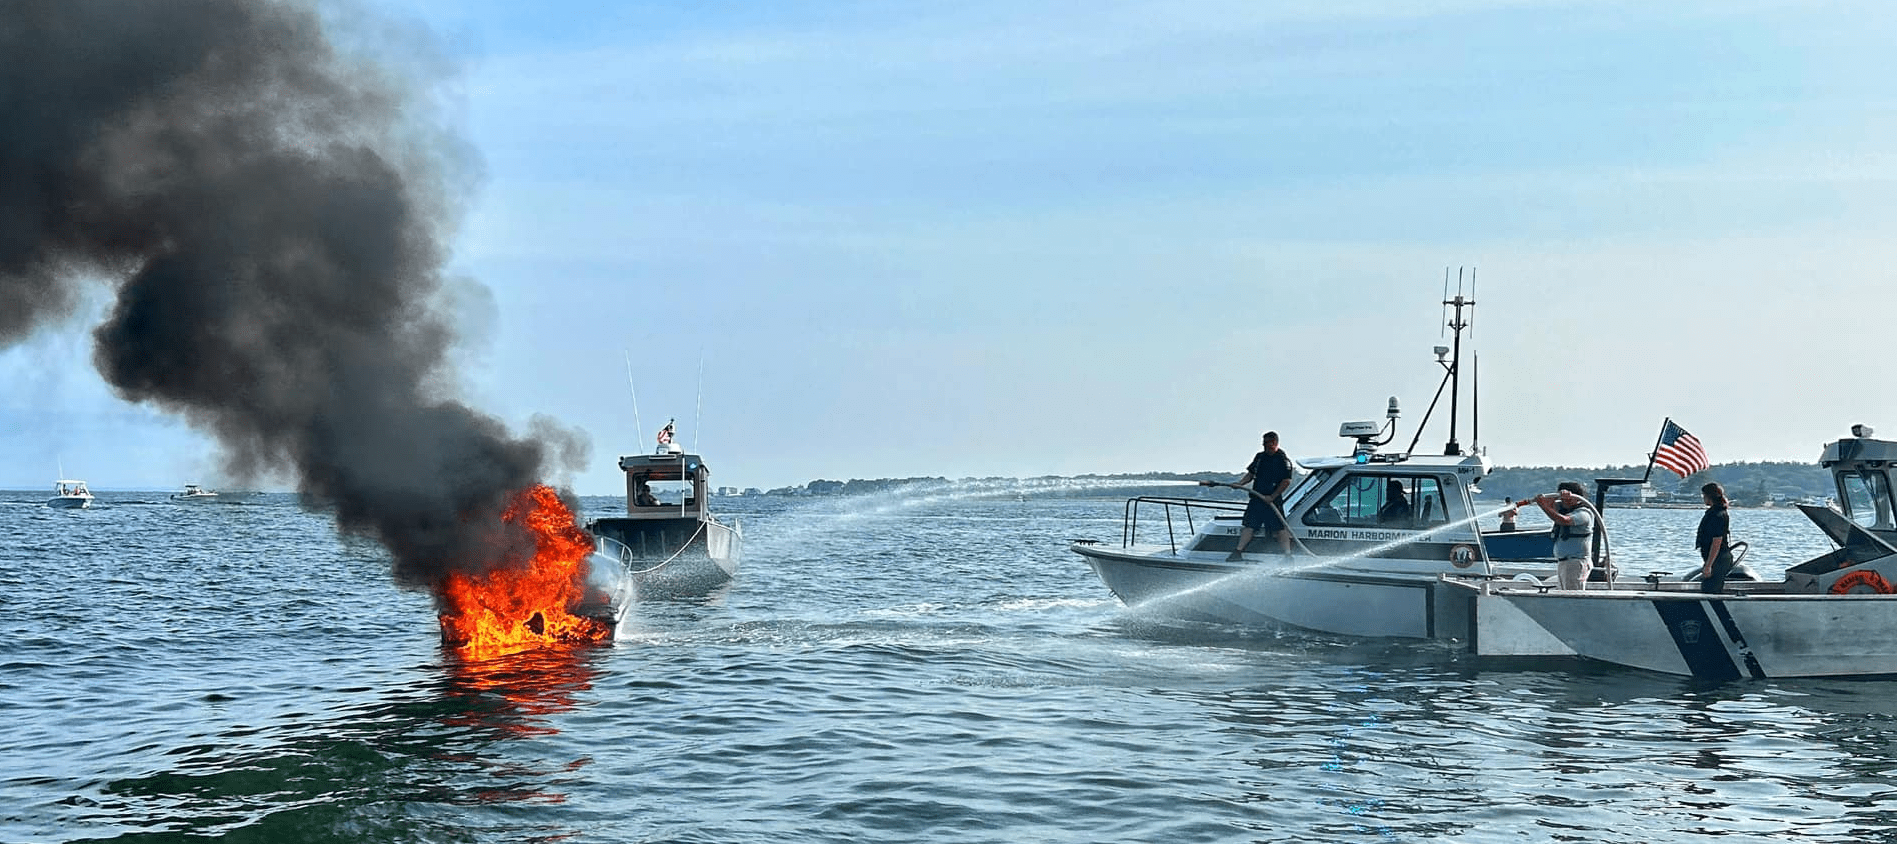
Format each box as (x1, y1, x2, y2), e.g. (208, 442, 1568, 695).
(1131, 501, 1528, 613)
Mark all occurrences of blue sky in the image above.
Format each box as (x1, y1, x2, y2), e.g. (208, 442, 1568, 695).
(6, 1, 1896, 493)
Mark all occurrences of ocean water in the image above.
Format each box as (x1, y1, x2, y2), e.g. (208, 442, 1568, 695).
(5, 488, 1895, 843)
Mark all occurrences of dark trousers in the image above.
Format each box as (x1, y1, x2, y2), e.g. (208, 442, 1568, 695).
(1700, 551, 1736, 593)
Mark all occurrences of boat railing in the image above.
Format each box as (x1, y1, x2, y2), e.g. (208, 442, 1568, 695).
(1122, 495, 1245, 555)
(594, 522, 713, 575)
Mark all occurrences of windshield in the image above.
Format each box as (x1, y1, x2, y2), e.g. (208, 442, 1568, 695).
(1279, 469, 1324, 512)
(1838, 470, 1893, 529)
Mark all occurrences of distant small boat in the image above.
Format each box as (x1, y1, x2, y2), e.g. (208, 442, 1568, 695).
(48, 479, 94, 509)
(170, 484, 219, 502)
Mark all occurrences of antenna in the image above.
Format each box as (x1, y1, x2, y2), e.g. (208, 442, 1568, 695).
(623, 350, 643, 444)
(1405, 269, 1477, 456)
(1472, 352, 1480, 453)
(1468, 267, 1477, 339)
(693, 350, 705, 454)
(1443, 271, 1473, 455)
(1440, 268, 1450, 338)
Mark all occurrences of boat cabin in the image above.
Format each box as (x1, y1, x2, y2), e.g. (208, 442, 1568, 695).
(1287, 456, 1478, 532)
(1155, 415, 1499, 562)
(1821, 426, 1897, 536)
(617, 443, 713, 520)
(1765, 426, 1897, 592)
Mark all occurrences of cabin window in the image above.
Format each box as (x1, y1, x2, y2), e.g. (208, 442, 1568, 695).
(632, 474, 692, 507)
(1303, 474, 1450, 529)
(1837, 470, 1894, 529)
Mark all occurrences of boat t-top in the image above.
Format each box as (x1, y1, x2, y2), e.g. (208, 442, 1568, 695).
(1071, 291, 1563, 640)
(170, 484, 218, 502)
(48, 479, 95, 510)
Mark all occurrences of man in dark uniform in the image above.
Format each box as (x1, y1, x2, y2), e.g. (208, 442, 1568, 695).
(1225, 430, 1295, 560)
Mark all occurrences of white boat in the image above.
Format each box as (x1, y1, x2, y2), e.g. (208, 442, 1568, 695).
(1457, 425, 1897, 680)
(48, 479, 95, 509)
(170, 484, 218, 502)
(1071, 293, 1574, 640)
(575, 428, 742, 625)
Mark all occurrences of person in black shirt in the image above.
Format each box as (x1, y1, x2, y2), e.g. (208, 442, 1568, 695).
(1218, 430, 1295, 560)
(1377, 479, 1412, 525)
(1696, 481, 1735, 593)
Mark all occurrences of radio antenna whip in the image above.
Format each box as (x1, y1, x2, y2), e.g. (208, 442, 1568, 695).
(693, 350, 705, 453)
(624, 349, 643, 444)
(1468, 267, 1477, 339)
(1440, 267, 1450, 338)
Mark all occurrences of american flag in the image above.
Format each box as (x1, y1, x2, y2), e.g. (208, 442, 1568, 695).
(1652, 419, 1709, 478)
(657, 420, 675, 445)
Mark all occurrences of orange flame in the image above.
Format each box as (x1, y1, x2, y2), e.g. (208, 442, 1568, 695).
(436, 484, 612, 659)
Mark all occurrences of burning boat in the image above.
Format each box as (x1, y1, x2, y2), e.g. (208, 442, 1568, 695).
(435, 426, 741, 655)
(437, 485, 617, 659)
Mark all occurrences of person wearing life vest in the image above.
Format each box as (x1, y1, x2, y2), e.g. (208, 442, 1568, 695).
(1518, 481, 1596, 589)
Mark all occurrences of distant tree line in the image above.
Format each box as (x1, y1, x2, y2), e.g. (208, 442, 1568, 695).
(1481, 461, 1831, 507)
(766, 462, 1834, 507)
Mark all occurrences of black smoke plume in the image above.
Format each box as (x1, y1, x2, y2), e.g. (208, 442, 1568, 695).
(1, 0, 587, 585)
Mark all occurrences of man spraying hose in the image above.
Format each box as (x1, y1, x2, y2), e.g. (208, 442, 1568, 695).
(1518, 481, 1601, 589)
(1202, 431, 1295, 561)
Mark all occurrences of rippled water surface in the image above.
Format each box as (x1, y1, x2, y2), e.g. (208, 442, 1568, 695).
(5, 490, 1896, 843)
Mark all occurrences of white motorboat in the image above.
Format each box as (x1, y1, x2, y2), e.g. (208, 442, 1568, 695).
(1072, 293, 1573, 640)
(170, 484, 218, 502)
(1456, 425, 1897, 680)
(575, 426, 742, 625)
(47, 479, 94, 509)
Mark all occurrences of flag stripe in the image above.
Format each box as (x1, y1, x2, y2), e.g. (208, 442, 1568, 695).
(1653, 421, 1709, 478)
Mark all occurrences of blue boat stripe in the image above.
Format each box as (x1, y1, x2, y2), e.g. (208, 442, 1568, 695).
(1653, 600, 1741, 681)
(1707, 600, 1768, 680)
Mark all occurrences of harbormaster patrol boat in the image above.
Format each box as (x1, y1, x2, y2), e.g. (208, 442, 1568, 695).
(1457, 424, 1897, 680)
(1072, 293, 1563, 640)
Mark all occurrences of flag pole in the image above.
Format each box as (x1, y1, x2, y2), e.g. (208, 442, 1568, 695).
(1639, 417, 1670, 483)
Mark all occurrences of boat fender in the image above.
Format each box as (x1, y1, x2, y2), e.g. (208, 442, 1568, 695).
(1830, 569, 1896, 595)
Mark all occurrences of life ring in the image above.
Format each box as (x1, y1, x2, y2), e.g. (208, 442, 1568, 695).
(1449, 544, 1478, 569)
(1830, 569, 1896, 595)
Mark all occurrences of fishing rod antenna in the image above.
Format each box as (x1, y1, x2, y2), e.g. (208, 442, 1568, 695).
(624, 349, 643, 444)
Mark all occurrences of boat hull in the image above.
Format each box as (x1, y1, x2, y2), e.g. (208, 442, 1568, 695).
(1467, 585, 1897, 679)
(577, 516, 742, 625)
(47, 496, 92, 509)
(1075, 542, 1480, 640)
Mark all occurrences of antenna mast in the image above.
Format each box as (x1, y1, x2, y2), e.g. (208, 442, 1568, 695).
(624, 350, 643, 444)
(693, 350, 705, 454)
(1443, 269, 1474, 456)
